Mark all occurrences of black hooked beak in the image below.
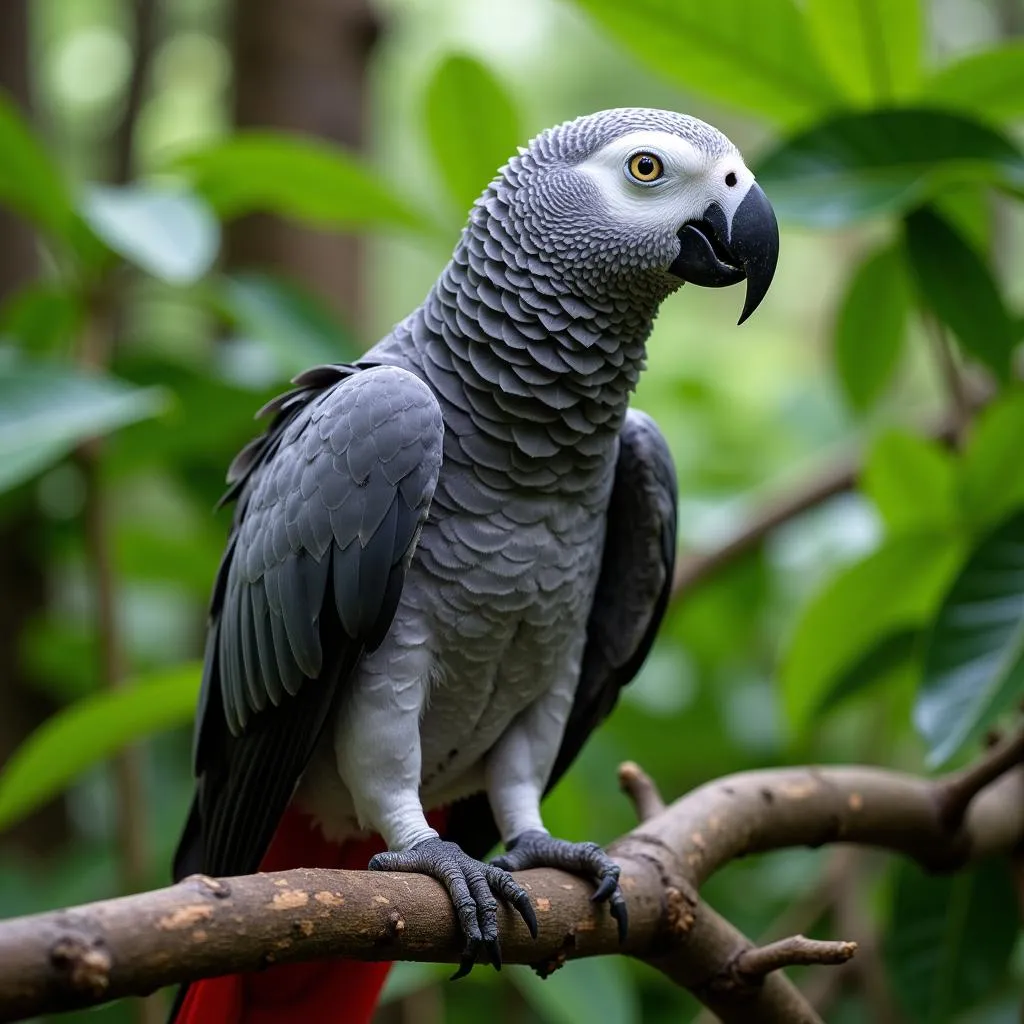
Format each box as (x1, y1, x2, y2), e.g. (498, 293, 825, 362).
(667, 182, 779, 325)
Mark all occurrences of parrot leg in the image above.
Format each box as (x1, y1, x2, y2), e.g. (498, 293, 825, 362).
(369, 837, 538, 979)
(491, 831, 628, 942)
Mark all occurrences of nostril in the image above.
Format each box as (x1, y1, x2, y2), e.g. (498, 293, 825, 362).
(725, 171, 738, 187)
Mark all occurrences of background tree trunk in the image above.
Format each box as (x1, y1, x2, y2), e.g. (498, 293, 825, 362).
(226, 0, 381, 329)
(0, 0, 68, 860)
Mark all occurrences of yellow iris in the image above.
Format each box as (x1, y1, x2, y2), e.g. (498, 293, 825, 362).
(628, 152, 663, 183)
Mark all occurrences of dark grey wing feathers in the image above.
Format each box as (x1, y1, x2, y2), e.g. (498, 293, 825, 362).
(449, 408, 677, 858)
(174, 362, 443, 880)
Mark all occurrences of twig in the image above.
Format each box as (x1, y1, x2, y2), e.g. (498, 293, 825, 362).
(670, 395, 990, 600)
(732, 936, 856, 982)
(1, 755, 1022, 1023)
(936, 726, 1024, 831)
(111, 0, 158, 185)
(618, 761, 665, 822)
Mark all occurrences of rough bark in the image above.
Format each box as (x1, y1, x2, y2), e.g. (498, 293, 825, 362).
(1, 739, 1021, 1024)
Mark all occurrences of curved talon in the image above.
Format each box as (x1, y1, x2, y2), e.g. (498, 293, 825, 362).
(369, 837, 534, 979)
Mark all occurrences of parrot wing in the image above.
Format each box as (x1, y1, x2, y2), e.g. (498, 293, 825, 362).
(174, 362, 444, 879)
(448, 408, 678, 857)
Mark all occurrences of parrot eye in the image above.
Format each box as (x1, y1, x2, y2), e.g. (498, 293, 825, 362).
(626, 152, 664, 184)
(725, 171, 738, 187)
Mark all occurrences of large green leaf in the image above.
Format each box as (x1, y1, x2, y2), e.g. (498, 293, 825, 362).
(781, 533, 965, 731)
(215, 272, 358, 375)
(958, 391, 1024, 529)
(805, 0, 921, 103)
(814, 627, 922, 719)
(903, 206, 1016, 381)
(0, 282, 82, 353)
(0, 662, 201, 831)
(834, 242, 909, 412)
(174, 132, 432, 235)
(883, 859, 1019, 1023)
(924, 43, 1024, 124)
(755, 109, 1024, 227)
(0, 89, 77, 242)
(81, 184, 220, 286)
(861, 430, 958, 534)
(0, 352, 167, 494)
(425, 54, 521, 216)
(510, 956, 640, 1024)
(568, 0, 839, 124)
(915, 509, 1024, 766)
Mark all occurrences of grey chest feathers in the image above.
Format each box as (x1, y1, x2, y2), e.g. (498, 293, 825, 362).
(298, 490, 609, 834)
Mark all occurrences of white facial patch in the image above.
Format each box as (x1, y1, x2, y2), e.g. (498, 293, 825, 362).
(575, 129, 756, 239)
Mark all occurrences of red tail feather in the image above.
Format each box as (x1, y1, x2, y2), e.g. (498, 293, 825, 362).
(174, 807, 444, 1024)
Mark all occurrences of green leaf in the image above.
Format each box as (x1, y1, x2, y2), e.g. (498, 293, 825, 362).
(0, 352, 168, 494)
(862, 430, 958, 534)
(568, 0, 839, 124)
(805, 0, 922, 103)
(781, 533, 965, 731)
(915, 509, 1024, 766)
(425, 54, 521, 215)
(959, 391, 1024, 529)
(510, 957, 640, 1024)
(0, 662, 201, 831)
(755, 109, 1024, 227)
(884, 859, 1019, 1023)
(81, 184, 220, 286)
(834, 242, 910, 411)
(0, 88, 77, 242)
(903, 206, 1016, 381)
(0, 282, 83, 353)
(924, 43, 1024, 123)
(815, 628, 922, 719)
(174, 132, 431, 235)
(215, 272, 358, 375)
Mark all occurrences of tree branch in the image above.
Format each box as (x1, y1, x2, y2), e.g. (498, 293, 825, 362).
(1, 740, 1021, 1024)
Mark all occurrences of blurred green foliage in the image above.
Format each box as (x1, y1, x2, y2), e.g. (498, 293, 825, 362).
(0, 0, 1023, 1022)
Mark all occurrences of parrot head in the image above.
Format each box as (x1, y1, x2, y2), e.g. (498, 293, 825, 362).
(497, 108, 780, 324)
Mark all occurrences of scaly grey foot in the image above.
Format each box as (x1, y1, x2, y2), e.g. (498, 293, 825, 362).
(491, 830, 628, 941)
(369, 837, 538, 979)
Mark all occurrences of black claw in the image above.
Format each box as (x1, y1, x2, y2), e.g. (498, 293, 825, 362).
(487, 937, 503, 971)
(592, 874, 619, 903)
(515, 892, 539, 938)
(610, 898, 629, 944)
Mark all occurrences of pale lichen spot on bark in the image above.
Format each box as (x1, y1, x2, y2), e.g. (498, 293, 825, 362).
(373, 895, 390, 905)
(297, 920, 315, 937)
(536, 897, 551, 912)
(780, 779, 819, 800)
(191, 930, 208, 943)
(270, 890, 309, 910)
(690, 831, 706, 850)
(314, 890, 344, 907)
(848, 792, 864, 811)
(158, 905, 213, 930)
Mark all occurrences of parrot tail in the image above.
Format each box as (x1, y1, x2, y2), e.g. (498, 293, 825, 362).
(172, 808, 395, 1024)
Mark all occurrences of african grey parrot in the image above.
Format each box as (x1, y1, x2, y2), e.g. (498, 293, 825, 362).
(172, 107, 778, 1024)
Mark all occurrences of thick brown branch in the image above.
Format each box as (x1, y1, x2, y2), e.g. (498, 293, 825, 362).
(0, 758, 1021, 1023)
(936, 726, 1024, 830)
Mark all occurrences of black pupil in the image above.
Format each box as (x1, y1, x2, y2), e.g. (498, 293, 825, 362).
(725, 171, 738, 187)
(637, 156, 655, 177)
